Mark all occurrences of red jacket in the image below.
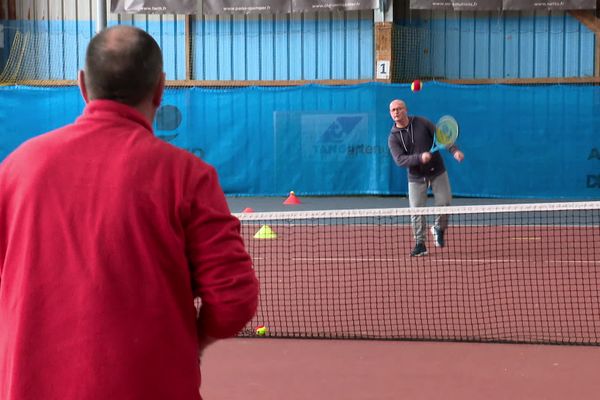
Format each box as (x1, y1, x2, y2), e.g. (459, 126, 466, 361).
(0, 100, 259, 399)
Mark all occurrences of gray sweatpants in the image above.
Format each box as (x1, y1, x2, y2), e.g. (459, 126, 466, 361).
(408, 171, 452, 243)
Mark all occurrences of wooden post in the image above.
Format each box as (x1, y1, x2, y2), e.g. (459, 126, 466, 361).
(8, 0, 16, 19)
(375, 22, 393, 82)
(185, 14, 193, 81)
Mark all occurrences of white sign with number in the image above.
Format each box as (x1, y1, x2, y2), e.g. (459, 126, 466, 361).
(376, 60, 390, 80)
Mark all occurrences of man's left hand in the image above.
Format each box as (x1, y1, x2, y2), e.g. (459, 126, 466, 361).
(453, 150, 464, 162)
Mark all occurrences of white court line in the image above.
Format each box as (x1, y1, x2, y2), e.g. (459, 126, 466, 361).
(291, 257, 407, 262)
(289, 257, 600, 265)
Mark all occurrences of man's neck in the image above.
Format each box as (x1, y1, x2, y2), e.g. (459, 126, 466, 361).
(135, 100, 157, 126)
(396, 118, 410, 129)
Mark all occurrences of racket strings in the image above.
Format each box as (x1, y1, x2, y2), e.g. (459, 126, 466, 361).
(435, 117, 458, 146)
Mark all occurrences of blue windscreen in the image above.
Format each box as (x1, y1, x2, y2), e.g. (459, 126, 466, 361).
(1, 82, 598, 198)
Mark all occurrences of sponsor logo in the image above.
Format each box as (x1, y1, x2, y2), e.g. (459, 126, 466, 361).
(304, 114, 384, 159)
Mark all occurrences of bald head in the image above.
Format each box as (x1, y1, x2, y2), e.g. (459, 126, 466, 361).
(84, 26, 163, 106)
(389, 99, 409, 128)
(389, 99, 405, 110)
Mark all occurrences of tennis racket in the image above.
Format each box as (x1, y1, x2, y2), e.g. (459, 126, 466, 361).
(430, 115, 459, 153)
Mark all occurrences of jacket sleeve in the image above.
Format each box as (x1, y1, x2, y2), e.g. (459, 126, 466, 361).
(446, 144, 460, 155)
(388, 132, 421, 168)
(424, 118, 436, 138)
(184, 164, 259, 339)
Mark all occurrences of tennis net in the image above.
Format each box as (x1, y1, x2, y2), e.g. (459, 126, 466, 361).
(234, 201, 600, 345)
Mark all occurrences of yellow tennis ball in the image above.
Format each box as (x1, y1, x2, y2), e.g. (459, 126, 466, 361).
(255, 325, 267, 336)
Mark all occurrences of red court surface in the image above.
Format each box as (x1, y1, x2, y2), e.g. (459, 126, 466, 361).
(201, 337, 600, 400)
(210, 196, 600, 400)
(241, 223, 599, 343)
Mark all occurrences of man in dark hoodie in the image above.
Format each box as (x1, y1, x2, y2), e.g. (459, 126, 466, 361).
(387, 99, 464, 257)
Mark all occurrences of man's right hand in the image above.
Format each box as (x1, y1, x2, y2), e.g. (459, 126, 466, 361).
(421, 152, 432, 164)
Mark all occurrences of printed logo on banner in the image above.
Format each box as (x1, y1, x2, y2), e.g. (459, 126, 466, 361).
(409, 0, 502, 10)
(202, 0, 291, 14)
(110, 0, 198, 14)
(292, 0, 378, 12)
(301, 114, 384, 161)
(411, 0, 595, 9)
(154, 104, 206, 159)
(502, 0, 595, 9)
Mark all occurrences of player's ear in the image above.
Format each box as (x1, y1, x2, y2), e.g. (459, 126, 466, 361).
(78, 70, 90, 103)
(152, 72, 165, 108)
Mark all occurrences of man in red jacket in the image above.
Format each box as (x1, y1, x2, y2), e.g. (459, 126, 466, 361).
(0, 25, 259, 400)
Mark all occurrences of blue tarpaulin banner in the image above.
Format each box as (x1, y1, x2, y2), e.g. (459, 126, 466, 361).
(0, 82, 598, 199)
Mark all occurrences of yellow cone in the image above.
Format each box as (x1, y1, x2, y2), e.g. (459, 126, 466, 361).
(254, 225, 277, 239)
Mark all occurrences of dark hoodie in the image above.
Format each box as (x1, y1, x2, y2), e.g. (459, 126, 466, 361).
(388, 115, 457, 183)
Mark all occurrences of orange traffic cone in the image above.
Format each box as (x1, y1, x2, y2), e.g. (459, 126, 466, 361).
(283, 191, 301, 205)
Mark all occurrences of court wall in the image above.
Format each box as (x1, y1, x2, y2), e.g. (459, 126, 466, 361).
(1, 82, 598, 199)
(0, 1, 374, 81)
(0, 1, 598, 81)
(0, 1, 598, 199)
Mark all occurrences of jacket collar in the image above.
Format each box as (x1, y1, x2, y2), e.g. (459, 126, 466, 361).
(80, 100, 154, 133)
(391, 116, 412, 134)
